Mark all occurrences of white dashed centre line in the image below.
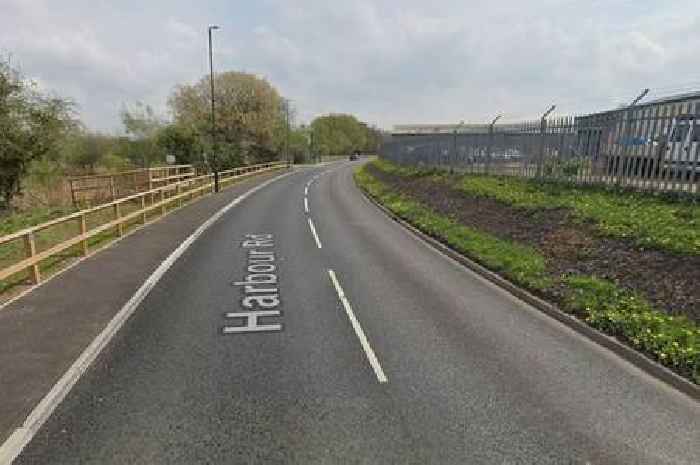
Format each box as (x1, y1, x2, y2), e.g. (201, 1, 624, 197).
(327, 269, 388, 384)
(307, 218, 322, 249)
(304, 197, 309, 213)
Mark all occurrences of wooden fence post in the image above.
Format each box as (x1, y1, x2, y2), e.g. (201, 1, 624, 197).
(160, 190, 166, 216)
(23, 232, 41, 284)
(141, 195, 147, 224)
(79, 214, 89, 256)
(70, 179, 77, 207)
(114, 203, 123, 236)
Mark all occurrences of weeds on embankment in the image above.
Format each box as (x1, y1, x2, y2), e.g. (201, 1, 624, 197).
(355, 160, 700, 384)
(354, 167, 551, 290)
(564, 275, 699, 382)
(373, 158, 700, 256)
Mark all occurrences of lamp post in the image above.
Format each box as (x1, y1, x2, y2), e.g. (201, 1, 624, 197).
(285, 99, 291, 167)
(208, 25, 220, 192)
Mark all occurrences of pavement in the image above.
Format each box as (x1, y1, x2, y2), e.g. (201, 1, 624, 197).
(0, 168, 287, 449)
(2, 160, 699, 464)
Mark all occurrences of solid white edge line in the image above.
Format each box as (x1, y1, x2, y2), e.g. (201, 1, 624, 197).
(304, 197, 309, 213)
(0, 170, 294, 465)
(307, 218, 322, 249)
(327, 269, 388, 384)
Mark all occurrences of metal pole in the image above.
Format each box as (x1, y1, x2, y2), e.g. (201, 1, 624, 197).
(537, 105, 556, 178)
(285, 100, 291, 167)
(208, 25, 220, 192)
(310, 131, 315, 164)
(616, 88, 649, 186)
(486, 115, 502, 174)
(453, 120, 464, 170)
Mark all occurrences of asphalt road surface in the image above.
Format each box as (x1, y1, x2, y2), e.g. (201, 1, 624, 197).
(15, 161, 699, 464)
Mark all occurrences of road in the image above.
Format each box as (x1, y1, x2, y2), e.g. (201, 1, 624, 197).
(14, 161, 699, 464)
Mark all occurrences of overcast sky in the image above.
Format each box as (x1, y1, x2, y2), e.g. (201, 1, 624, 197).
(3, 0, 700, 131)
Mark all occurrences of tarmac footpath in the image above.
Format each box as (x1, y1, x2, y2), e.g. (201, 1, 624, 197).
(0, 167, 293, 449)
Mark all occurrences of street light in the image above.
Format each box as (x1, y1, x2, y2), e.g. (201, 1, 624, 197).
(284, 99, 292, 167)
(208, 25, 220, 192)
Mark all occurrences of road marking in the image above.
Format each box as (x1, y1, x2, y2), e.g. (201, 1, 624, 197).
(223, 310, 282, 333)
(0, 171, 294, 465)
(307, 218, 322, 249)
(304, 185, 309, 196)
(226, 235, 282, 334)
(327, 269, 388, 384)
(304, 197, 309, 213)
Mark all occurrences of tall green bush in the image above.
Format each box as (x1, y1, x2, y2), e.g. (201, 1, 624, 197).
(0, 59, 74, 210)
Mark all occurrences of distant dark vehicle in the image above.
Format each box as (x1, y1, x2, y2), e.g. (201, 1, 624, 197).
(349, 152, 360, 161)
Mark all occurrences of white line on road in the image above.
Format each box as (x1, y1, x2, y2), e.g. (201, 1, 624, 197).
(304, 185, 309, 196)
(307, 218, 322, 249)
(327, 269, 388, 384)
(0, 171, 294, 465)
(304, 197, 309, 213)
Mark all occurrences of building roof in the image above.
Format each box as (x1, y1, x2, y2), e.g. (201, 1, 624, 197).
(643, 90, 700, 107)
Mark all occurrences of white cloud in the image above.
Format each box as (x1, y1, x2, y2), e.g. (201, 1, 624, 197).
(2, 0, 699, 130)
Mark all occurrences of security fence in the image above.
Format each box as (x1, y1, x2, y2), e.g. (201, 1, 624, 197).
(381, 98, 700, 194)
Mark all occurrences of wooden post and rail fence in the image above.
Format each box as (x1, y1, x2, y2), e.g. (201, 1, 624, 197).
(68, 165, 197, 206)
(0, 162, 287, 288)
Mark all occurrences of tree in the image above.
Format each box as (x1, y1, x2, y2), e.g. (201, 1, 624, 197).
(363, 125, 383, 153)
(286, 126, 311, 164)
(0, 59, 74, 210)
(310, 114, 368, 156)
(168, 71, 284, 167)
(120, 102, 165, 167)
(156, 124, 203, 166)
(61, 130, 118, 173)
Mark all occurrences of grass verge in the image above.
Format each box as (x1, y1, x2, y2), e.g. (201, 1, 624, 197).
(0, 206, 77, 236)
(355, 167, 551, 290)
(356, 160, 700, 384)
(373, 158, 700, 255)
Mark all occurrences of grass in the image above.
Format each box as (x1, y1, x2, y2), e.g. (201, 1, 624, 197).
(0, 206, 78, 236)
(357, 160, 700, 384)
(373, 158, 700, 255)
(355, 166, 551, 291)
